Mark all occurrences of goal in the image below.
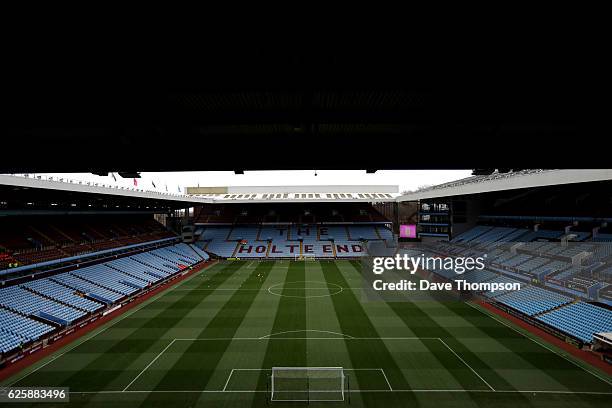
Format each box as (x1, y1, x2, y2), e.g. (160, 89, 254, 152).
(294, 254, 317, 261)
(270, 367, 346, 402)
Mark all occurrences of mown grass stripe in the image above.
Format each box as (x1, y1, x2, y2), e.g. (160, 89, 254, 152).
(251, 261, 306, 406)
(347, 260, 538, 408)
(444, 301, 612, 394)
(322, 260, 417, 407)
(17, 262, 242, 394)
(135, 261, 275, 407)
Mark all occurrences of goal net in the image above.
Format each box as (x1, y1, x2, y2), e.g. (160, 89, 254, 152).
(294, 254, 317, 261)
(270, 367, 345, 402)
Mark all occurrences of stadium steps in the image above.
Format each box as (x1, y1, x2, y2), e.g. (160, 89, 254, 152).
(21, 285, 88, 314)
(131, 257, 172, 275)
(50, 225, 76, 243)
(230, 242, 240, 258)
(28, 225, 57, 245)
(150, 252, 179, 265)
(345, 225, 352, 240)
(188, 244, 209, 261)
(49, 278, 109, 305)
(255, 226, 263, 242)
(374, 227, 383, 240)
(165, 247, 198, 263)
(68, 273, 125, 296)
(225, 226, 234, 241)
(533, 298, 580, 317)
(183, 244, 205, 261)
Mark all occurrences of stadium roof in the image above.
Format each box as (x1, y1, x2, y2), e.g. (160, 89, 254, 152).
(186, 185, 399, 203)
(0, 175, 399, 209)
(396, 169, 612, 201)
(1, 37, 605, 173)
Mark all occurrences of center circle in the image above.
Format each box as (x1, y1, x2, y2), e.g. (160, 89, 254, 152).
(267, 280, 343, 298)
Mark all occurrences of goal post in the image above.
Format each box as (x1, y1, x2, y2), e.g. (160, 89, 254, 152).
(294, 254, 317, 261)
(270, 367, 346, 402)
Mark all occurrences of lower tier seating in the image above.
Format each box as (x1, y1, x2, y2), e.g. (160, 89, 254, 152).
(537, 302, 612, 343)
(0, 243, 208, 356)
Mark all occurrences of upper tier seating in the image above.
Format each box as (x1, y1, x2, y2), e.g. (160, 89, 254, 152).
(0, 216, 176, 269)
(461, 269, 497, 283)
(377, 226, 394, 241)
(259, 225, 290, 241)
(318, 226, 349, 241)
(228, 227, 260, 241)
(451, 226, 492, 243)
(348, 225, 380, 240)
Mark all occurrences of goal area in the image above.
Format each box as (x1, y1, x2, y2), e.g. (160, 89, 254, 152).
(270, 367, 347, 402)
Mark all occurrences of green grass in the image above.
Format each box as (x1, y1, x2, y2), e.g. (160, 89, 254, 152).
(3, 260, 611, 407)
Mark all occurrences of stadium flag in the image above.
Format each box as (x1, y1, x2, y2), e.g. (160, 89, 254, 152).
(165, 184, 168, 192)
(133, 178, 138, 187)
(152, 180, 156, 188)
(111, 173, 117, 182)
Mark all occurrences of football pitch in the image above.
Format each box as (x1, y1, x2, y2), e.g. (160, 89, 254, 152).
(3, 260, 611, 407)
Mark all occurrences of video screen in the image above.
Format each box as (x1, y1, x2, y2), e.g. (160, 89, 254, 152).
(399, 224, 417, 238)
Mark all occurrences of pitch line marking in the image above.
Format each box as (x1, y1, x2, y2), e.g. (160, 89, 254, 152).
(123, 339, 177, 392)
(465, 301, 612, 387)
(222, 369, 235, 391)
(67, 389, 612, 395)
(224, 368, 391, 392)
(379, 368, 393, 391)
(173, 337, 440, 341)
(437, 338, 495, 391)
(259, 330, 355, 339)
(5, 263, 216, 387)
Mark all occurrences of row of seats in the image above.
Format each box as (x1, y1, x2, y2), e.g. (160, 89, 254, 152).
(425, 224, 612, 343)
(0, 243, 209, 355)
(537, 302, 612, 343)
(0, 286, 85, 324)
(23, 279, 103, 312)
(495, 285, 573, 316)
(0, 308, 54, 353)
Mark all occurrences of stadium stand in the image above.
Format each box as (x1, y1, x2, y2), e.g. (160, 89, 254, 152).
(537, 302, 612, 343)
(22, 279, 104, 313)
(494, 285, 573, 316)
(197, 224, 383, 259)
(0, 308, 54, 353)
(0, 216, 175, 268)
(0, 242, 208, 355)
(421, 220, 612, 343)
(0, 286, 86, 325)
